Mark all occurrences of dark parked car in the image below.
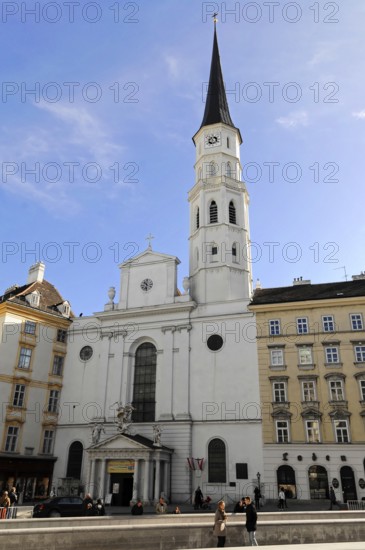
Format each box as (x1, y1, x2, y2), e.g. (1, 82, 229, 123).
(33, 496, 84, 518)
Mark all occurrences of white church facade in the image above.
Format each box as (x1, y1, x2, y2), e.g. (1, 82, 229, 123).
(52, 25, 264, 504)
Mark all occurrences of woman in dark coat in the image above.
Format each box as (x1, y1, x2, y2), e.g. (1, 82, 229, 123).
(244, 496, 258, 546)
(213, 500, 227, 547)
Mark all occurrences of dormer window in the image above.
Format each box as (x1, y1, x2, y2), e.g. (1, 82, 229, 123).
(26, 291, 40, 307)
(57, 301, 71, 317)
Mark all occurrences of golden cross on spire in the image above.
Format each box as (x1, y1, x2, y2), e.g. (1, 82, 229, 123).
(212, 12, 218, 24)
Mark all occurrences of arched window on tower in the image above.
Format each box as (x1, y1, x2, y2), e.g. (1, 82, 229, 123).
(196, 207, 200, 229)
(229, 201, 236, 224)
(132, 343, 157, 423)
(232, 242, 238, 263)
(209, 201, 218, 224)
(208, 438, 226, 483)
(226, 162, 232, 178)
(66, 441, 83, 479)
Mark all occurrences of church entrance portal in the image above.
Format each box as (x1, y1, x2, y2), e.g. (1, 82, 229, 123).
(110, 473, 133, 506)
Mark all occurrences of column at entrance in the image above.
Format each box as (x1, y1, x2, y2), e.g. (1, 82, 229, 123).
(163, 460, 170, 501)
(132, 459, 140, 501)
(142, 457, 151, 503)
(88, 458, 96, 496)
(154, 456, 161, 502)
(99, 459, 107, 499)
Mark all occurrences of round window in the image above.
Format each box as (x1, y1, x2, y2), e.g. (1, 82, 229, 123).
(207, 334, 224, 352)
(80, 346, 93, 361)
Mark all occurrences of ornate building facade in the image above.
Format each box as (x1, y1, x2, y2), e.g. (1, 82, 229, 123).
(250, 276, 365, 502)
(0, 262, 72, 501)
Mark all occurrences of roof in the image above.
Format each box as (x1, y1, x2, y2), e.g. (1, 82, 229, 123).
(250, 279, 365, 306)
(0, 279, 73, 318)
(199, 26, 238, 132)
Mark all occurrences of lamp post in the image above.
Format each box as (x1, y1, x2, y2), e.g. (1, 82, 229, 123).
(256, 472, 261, 491)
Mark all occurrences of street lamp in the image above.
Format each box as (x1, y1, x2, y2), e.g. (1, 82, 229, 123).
(256, 472, 261, 490)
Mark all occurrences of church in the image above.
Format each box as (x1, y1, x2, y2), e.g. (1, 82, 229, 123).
(52, 23, 264, 504)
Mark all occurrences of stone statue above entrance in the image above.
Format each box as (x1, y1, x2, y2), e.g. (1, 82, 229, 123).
(114, 402, 135, 434)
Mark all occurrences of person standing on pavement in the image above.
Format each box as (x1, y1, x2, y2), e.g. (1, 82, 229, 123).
(244, 496, 258, 546)
(0, 491, 10, 519)
(278, 487, 286, 510)
(213, 500, 227, 547)
(254, 486, 261, 510)
(194, 486, 204, 510)
(82, 493, 93, 515)
(9, 487, 18, 518)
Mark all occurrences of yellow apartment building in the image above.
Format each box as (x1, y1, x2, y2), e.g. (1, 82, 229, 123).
(0, 262, 72, 502)
(250, 275, 365, 503)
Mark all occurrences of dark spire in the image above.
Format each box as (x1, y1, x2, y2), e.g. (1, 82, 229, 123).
(200, 24, 235, 130)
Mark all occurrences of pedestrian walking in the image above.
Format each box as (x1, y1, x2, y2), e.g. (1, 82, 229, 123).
(329, 486, 341, 510)
(213, 500, 227, 547)
(244, 496, 258, 546)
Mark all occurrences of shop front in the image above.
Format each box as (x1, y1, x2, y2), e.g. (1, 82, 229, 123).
(0, 455, 56, 503)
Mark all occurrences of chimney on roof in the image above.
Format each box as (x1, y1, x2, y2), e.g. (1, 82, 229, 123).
(27, 262, 45, 284)
(293, 276, 311, 286)
(352, 272, 365, 280)
(255, 278, 262, 290)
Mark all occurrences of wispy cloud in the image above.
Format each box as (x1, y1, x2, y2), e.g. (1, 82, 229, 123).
(352, 110, 365, 119)
(35, 102, 123, 165)
(276, 111, 309, 129)
(307, 42, 338, 68)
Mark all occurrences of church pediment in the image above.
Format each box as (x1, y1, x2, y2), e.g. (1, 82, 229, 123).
(120, 249, 180, 268)
(90, 434, 151, 451)
(89, 432, 173, 453)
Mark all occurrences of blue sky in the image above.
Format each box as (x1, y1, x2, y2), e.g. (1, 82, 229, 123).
(1, 1, 364, 315)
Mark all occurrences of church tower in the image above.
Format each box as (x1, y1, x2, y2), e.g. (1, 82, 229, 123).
(188, 23, 252, 306)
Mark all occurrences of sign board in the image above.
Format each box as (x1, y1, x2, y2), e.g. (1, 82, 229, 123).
(105, 493, 112, 504)
(112, 483, 119, 494)
(107, 460, 135, 474)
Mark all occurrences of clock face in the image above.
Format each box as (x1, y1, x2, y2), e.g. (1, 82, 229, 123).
(205, 132, 221, 147)
(140, 278, 153, 292)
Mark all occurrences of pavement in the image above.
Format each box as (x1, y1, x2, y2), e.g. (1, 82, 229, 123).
(106, 498, 344, 516)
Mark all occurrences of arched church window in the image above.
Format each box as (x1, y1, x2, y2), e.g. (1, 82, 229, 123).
(208, 438, 226, 483)
(132, 342, 157, 423)
(196, 207, 200, 229)
(209, 201, 218, 224)
(227, 136, 230, 148)
(66, 441, 83, 479)
(226, 162, 232, 178)
(232, 243, 237, 259)
(229, 201, 236, 224)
